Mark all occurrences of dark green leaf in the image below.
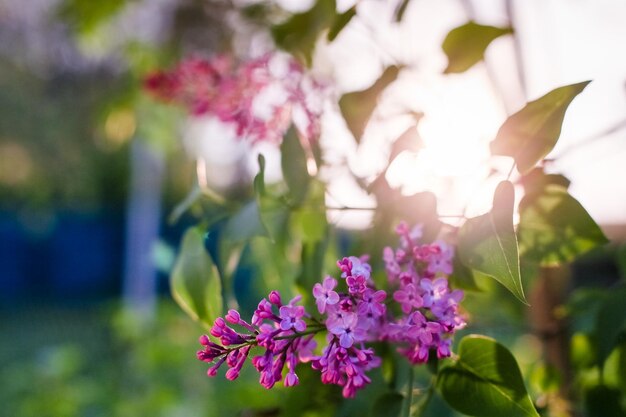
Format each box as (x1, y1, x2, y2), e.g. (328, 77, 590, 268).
(616, 243, 626, 280)
(458, 181, 526, 303)
(253, 154, 266, 196)
(442, 22, 513, 74)
(271, 0, 337, 66)
(339, 66, 400, 143)
(449, 255, 481, 291)
(594, 287, 626, 365)
(490, 81, 591, 174)
(280, 126, 310, 205)
(438, 335, 539, 417)
(370, 392, 404, 417)
(171, 227, 223, 326)
(585, 385, 625, 417)
(327, 6, 356, 41)
(518, 184, 608, 265)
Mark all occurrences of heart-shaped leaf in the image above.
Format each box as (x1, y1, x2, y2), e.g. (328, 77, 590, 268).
(442, 22, 513, 74)
(438, 335, 539, 417)
(171, 227, 223, 326)
(339, 66, 400, 143)
(490, 81, 591, 174)
(458, 180, 526, 303)
(518, 183, 608, 266)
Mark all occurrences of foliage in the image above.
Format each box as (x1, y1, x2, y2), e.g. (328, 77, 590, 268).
(26, 0, 621, 415)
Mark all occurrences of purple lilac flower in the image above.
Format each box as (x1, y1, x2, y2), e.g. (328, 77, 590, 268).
(313, 276, 340, 313)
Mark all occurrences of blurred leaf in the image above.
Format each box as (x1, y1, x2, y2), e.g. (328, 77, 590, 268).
(254, 154, 291, 243)
(584, 385, 625, 417)
(271, 0, 337, 66)
(328, 6, 357, 41)
(58, 0, 127, 35)
(442, 22, 512, 74)
(449, 256, 481, 291)
(253, 154, 267, 196)
(171, 227, 223, 326)
(395, 0, 411, 22)
(223, 201, 267, 242)
(388, 123, 424, 164)
(369, 392, 404, 417)
(281, 126, 310, 206)
(518, 184, 608, 265)
(594, 287, 626, 365)
(616, 243, 626, 280)
(458, 181, 526, 303)
(520, 167, 570, 195)
(290, 180, 327, 243)
(490, 81, 591, 174)
(437, 335, 539, 417)
(571, 332, 597, 369)
(340, 66, 400, 143)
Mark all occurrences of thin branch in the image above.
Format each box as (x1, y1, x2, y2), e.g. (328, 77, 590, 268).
(505, 0, 528, 100)
(551, 118, 626, 160)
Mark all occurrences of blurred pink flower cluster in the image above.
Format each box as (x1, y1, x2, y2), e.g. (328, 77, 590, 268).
(144, 53, 325, 144)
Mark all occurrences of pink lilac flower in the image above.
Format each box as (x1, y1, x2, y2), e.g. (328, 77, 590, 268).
(393, 283, 423, 314)
(328, 312, 366, 348)
(144, 52, 326, 145)
(313, 276, 340, 313)
(279, 305, 307, 332)
(382, 222, 466, 364)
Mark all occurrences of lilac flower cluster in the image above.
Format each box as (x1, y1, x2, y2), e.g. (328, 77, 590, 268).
(310, 256, 385, 397)
(197, 291, 318, 388)
(382, 223, 466, 364)
(197, 223, 466, 398)
(144, 52, 325, 144)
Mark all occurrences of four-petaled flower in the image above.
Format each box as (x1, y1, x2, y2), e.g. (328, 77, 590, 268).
(279, 305, 307, 332)
(313, 276, 340, 313)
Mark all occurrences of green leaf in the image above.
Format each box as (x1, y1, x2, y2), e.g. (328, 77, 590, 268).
(280, 126, 311, 205)
(442, 22, 513, 74)
(394, 0, 411, 22)
(254, 154, 290, 243)
(369, 392, 404, 417)
(585, 385, 625, 417)
(223, 201, 267, 242)
(518, 184, 608, 265)
(437, 335, 539, 417)
(171, 227, 223, 326)
(339, 66, 400, 143)
(58, 0, 127, 35)
(616, 243, 626, 280)
(271, 0, 337, 66)
(594, 287, 626, 365)
(490, 81, 591, 174)
(327, 6, 356, 41)
(449, 256, 481, 292)
(458, 181, 526, 303)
